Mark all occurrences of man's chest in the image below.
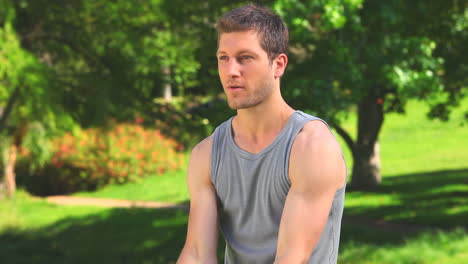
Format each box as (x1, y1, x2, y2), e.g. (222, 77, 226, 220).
(213, 156, 290, 222)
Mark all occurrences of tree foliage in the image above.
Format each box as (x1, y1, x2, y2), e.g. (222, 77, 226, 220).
(275, 0, 466, 121)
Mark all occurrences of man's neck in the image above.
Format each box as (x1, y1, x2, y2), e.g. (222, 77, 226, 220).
(232, 93, 295, 152)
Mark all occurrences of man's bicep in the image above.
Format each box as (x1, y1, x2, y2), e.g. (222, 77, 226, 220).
(184, 184, 219, 257)
(275, 122, 345, 263)
(186, 163, 219, 251)
(275, 182, 337, 262)
(178, 138, 219, 263)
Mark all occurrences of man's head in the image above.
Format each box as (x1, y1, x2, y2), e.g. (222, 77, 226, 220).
(216, 4, 288, 62)
(216, 4, 289, 110)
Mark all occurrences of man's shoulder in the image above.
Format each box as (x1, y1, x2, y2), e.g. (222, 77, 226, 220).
(187, 135, 214, 186)
(290, 119, 345, 189)
(291, 118, 343, 170)
(295, 119, 337, 149)
(192, 134, 214, 158)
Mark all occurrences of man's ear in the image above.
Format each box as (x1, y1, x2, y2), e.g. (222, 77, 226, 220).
(274, 53, 288, 79)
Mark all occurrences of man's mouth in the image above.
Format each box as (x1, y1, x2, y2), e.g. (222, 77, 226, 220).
(228, 85, 244, 90)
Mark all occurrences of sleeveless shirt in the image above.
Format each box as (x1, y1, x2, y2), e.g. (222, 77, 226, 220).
(210, 110, 346, 264)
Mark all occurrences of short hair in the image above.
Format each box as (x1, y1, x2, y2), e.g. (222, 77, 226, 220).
(216, 4, 289, 61)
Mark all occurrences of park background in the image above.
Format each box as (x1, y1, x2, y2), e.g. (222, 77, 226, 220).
(0, 0, 467, 263)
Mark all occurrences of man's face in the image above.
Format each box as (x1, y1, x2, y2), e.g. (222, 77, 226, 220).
(217, 30, 276, 110)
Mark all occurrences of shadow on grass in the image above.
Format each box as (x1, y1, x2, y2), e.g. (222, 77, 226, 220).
(0, 205, 228, 264)
(345, 168, 468, 227)
(0, 207, 193, 264)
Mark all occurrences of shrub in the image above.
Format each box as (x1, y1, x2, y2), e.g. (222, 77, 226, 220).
(18, 122, 185, 195)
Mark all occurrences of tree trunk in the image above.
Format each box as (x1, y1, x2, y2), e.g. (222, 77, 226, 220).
(163, 66, 172, 102)
(4, 144, 18, 198)
(351, 95, 384, 189)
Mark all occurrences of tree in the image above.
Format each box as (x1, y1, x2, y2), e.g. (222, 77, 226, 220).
(274, 0, 467, 188)
(0, 0, 204, 196)
(0, 2, 75, 197)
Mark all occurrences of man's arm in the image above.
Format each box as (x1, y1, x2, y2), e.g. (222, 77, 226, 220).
(275, 121, 346, 264)
(177, 136, 219, 264)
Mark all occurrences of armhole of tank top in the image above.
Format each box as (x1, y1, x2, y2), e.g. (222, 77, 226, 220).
(284, 115, 314, 186)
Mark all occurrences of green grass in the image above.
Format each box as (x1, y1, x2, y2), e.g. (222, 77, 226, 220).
(337, 98, 468, 177)
(71, 153, 190, 203)
(1, 98, 468, 263)
(339, 227, 468, 264)
(1, 192, 189, 263)
(73, 168, 189, 203)
(345, 168, 468, 227)
(1, 191, 466, 264)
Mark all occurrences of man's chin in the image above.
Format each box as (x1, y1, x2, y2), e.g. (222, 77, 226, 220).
(227, 99, 260, 110)
(227, 101, 240, 110)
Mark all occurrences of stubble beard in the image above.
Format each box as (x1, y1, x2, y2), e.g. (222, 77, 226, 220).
(226, 78, 274, 110)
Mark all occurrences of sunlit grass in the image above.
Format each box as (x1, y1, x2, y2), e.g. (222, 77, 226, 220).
(336, 97, 468, 177)
(73, 166, 189, 203)
(0, 190, 107, 232)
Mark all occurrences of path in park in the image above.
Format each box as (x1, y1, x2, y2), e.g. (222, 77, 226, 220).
(45, 195, 432, 234)
(46, 195, 188, 210)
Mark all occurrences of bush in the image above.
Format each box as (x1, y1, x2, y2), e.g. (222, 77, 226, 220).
(18, 122, 185, 195)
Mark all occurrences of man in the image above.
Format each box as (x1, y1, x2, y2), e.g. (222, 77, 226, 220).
(177, 4, 346, 264)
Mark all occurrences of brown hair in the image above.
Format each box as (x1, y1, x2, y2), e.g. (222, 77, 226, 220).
(216, 4, 288, 61)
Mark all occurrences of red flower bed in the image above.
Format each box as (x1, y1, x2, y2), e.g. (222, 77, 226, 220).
(18, 123, 185, 195)
(51, 123, 185, 185)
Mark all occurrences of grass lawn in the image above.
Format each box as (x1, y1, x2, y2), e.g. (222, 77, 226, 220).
(1, 189, 466, 264)
(73, 168, 189, 203)
(337, 98, 468, 176)
(1, 99, 467, 263)
(0, 191, 190, 263)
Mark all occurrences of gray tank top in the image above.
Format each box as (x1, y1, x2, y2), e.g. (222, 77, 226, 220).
(210, 110, 346, 264)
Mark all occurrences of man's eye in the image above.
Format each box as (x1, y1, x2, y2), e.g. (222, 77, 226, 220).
(237, 56, 252, 63)
(219, 56, 228, 61)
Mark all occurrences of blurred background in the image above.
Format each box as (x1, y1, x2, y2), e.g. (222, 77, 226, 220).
(0, 0, 467, 263)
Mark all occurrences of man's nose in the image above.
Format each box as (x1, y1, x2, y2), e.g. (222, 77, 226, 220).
(227, 59, 241, 78)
